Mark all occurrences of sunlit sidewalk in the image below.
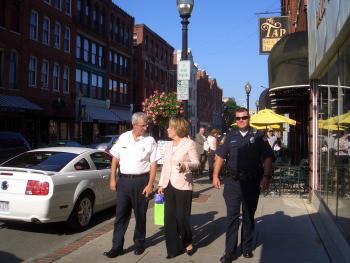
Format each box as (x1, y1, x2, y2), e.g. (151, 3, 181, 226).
(50, 176, 330, 263)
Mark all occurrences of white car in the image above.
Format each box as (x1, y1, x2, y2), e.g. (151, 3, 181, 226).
(0, 147, 116, 231)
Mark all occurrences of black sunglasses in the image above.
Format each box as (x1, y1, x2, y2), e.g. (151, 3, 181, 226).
(236, 116, 249, 121)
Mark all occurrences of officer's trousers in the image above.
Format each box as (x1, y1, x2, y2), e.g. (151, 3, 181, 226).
(223, 177, 260, 255)
(164, 183, 193, 256)
(112, 175, 149, 250)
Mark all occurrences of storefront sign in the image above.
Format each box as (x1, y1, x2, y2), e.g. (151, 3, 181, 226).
(259, 16, 290, 54)
(177, 80, 189, 100)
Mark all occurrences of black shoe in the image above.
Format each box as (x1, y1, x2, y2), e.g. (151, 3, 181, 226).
(103, 248, 124, 258)
(186, 246, 196, 256)
(220, 253, 236, 263)
(134, 247, 145, 255)
(166, 254, 177, 259)
(243, 251, 253, 258)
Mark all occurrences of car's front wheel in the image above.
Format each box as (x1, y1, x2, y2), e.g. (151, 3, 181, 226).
(67, 192, 94, 231)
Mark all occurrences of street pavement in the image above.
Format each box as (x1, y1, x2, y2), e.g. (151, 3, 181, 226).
(36, 174, 330, 263)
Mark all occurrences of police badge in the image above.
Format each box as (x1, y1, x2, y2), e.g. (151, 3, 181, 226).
(250, 137, 255, 144)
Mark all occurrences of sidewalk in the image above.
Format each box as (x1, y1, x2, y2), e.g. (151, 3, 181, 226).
(37, 175, 330, 263)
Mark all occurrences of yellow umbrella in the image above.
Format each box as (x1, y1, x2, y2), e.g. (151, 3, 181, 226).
(320, 111, 350, 125)
(339, 111, 350, 124)
(318, 123, 345, 131)
(250, 123, 282, 130)
(250, 109, 296, 126)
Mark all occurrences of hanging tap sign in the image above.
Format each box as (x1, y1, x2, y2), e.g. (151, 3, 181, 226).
(259, 16, 290, 54)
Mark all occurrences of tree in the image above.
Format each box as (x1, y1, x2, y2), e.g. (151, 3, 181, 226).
(222, 98, 239, 132)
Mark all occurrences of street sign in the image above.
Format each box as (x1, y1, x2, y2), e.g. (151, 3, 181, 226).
(177, 60, 191, 80)
(177, 80, 189, 100)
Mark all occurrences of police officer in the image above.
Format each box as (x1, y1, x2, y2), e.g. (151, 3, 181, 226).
(212, 107, 274, 263)
(104, 112, 159, 258)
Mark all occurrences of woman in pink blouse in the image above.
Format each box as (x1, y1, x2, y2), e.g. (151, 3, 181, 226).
(158, 117, 200, 259)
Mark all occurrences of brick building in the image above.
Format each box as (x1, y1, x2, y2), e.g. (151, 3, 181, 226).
(75, 0, 134, 144)
(196, 70, 211, 129)
(209, 78, 223, 129)
(281, 0, 308, 33)
(132, 24, 176, 112)
(0, 0, 75, 147)
(196, 69, 223, 132)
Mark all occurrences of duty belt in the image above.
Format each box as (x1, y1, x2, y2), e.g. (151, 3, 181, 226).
(226, 170, 256, 181)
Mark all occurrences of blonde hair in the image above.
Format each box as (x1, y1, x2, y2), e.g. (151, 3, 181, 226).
(210, 128, 219, 136)
(169, 117, 189, 138)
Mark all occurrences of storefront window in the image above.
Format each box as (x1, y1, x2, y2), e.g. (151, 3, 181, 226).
(317, 35, 350, 240)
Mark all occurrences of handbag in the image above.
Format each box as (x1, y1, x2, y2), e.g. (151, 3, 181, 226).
(203, 140, 210, 152)
(154, 193, 164, 226)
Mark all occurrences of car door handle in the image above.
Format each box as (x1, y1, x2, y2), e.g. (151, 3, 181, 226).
(102, 174, 109, 179)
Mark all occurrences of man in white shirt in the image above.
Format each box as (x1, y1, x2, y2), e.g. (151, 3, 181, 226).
(104, 112, 159, 258)
(266, 129, 277, 149)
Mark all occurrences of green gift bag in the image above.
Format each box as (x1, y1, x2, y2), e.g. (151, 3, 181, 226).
(154, 193, 164, 226)
(154, 203, 164, 226)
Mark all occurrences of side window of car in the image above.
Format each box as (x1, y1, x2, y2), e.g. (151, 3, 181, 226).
(74, 158, 91, 171)
(90, 152, 112, 170)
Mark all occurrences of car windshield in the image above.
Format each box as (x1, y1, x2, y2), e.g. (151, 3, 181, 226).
(0, 151, 78, 172)
(95, 136, 113, 144)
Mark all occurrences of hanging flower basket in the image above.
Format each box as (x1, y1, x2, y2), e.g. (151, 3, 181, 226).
(142, 91, 184, 127)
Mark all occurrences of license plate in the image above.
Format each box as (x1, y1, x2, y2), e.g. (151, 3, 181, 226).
(0, 201, 9, 212)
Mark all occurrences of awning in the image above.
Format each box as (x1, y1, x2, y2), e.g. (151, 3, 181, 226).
(268, 31, 308, 89)
(85, 105, 118, 123)
(268, 31, 309, 110)
(0, 94, 42, 111)
(112, 109, 132, 122)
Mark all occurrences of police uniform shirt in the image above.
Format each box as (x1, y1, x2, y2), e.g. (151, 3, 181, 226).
(109, 130, 159, 174)
(216, 128, 274, 175)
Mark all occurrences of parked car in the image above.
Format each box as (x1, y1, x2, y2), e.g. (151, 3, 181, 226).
(87, 135, 119, 151)
(0, 132, 31, 164)
(0, 147, 115, 230)
(47, 140, 82, 147)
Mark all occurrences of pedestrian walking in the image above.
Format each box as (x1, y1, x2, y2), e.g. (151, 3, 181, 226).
(212, 107, 274, 263)
(158, 117, 199, 259)
(104, 112, 159, 258)
(207, 128, 219, 181)
(195, 127, 207, 174)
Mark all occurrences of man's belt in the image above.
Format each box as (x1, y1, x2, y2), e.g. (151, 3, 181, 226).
(226, 170, 257, 181)
(119, 172, 149, 179)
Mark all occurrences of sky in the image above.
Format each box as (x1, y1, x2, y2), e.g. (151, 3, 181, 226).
(114, 0, 281, 108)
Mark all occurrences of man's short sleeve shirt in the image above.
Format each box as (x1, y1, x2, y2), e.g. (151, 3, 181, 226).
(216, 128, 274, 173)
(109, 131, 159, 174)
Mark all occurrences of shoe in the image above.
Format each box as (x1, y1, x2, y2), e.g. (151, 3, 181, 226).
(134, 247, 145, 255)
(166, 254, 177, 259)
(186, 249, 195, 256)
(243, 251, 253, 258)
(220, 253, 236, 263)
(103, 248, 124, 258)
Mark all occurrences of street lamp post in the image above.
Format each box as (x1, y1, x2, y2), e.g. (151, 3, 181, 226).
(245, 82, 252, 112)
(177, 0, 194, 121)
(177, 0, 194, 60)
(255, 100, 259, 112)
